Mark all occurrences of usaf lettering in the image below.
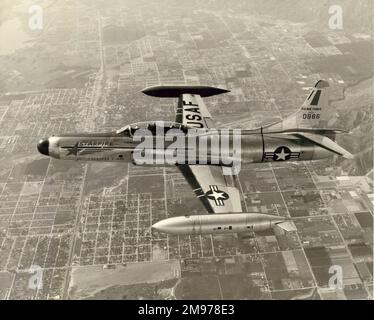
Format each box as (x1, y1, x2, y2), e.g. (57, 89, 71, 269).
(138, 304, 172, 318)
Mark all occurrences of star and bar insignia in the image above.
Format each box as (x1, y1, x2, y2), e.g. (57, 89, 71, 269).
(205, 185, 229, 206)
(264, 146, 300, 161)
(66, 142, 80, 156)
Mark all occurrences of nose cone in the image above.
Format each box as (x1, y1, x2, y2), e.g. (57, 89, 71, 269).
(152, 216, 190, 234)
(37, 139, 49, 156)
(152, 220, 168, 233)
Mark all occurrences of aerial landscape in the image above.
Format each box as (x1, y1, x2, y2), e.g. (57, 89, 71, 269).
(0, 0, 372, 300)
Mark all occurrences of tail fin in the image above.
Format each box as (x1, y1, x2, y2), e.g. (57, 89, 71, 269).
(265, 80, 354, 159)
(267, 80, 334, 131)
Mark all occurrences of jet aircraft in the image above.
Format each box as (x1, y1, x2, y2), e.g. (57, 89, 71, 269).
(37, 80, 353, 236)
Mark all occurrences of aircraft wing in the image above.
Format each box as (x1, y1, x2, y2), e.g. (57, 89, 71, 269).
(178, 164, 242, 214)
(142, 85, 240, 214)
(176, 93, 214, 128)
(142, 85, 229, 129)
(175, 90, 242, 213)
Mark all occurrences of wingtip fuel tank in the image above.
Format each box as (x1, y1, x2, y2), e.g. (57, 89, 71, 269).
(151, 213, 293, 235)
(142, 85, 230, 98)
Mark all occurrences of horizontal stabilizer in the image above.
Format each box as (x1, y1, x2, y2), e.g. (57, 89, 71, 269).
(275, 221, 297, 232)
(296, 132, 354, 159)
(142, 85, 230, 98)
(264, 128, 349, 135)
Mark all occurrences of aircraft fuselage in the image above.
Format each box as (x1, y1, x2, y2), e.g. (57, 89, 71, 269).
(38, 128, 332, 165)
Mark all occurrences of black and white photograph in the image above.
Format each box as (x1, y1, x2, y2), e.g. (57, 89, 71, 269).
(0, 0, 373, 305)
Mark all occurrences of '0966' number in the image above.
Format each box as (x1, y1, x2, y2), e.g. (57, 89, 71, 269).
(303, 113, 320, 119)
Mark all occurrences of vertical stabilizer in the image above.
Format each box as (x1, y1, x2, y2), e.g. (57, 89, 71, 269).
(266, 80, 332, 131)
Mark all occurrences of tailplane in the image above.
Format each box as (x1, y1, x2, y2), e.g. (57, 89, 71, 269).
(264, 80, 354, 159)
(294, 132, 354, 159)
(274, 221, 297, 232)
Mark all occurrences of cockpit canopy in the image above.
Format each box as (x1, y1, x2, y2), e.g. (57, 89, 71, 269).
(116, 121, 189, 136)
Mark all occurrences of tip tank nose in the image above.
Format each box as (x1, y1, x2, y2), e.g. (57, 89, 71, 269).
(152, 216, 190, 234)
(151, 220, 167, 233)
